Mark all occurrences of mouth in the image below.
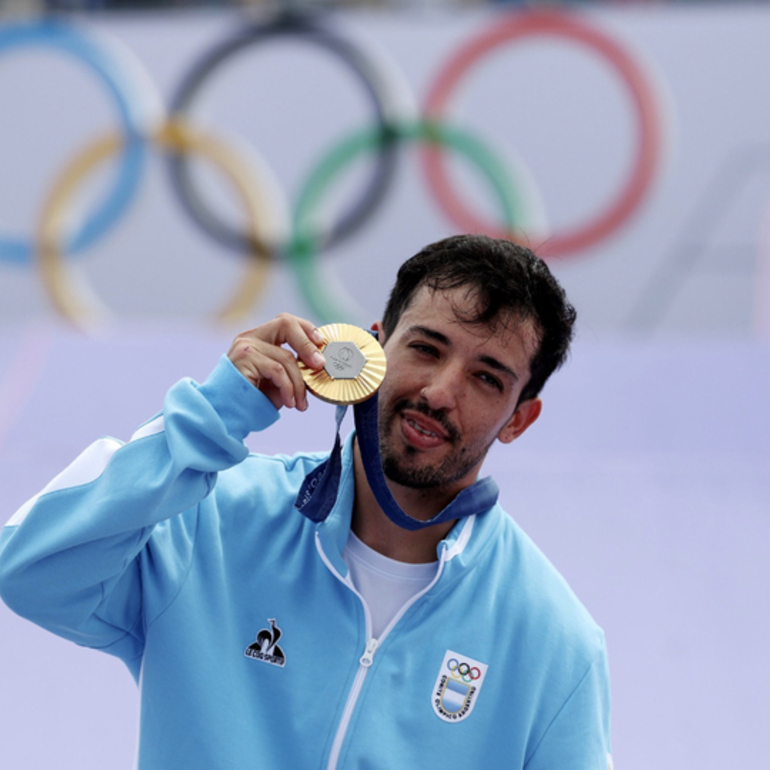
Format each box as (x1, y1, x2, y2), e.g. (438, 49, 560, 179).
(400, 410, 452, 449)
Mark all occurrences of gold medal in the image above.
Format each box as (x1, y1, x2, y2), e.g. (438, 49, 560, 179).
(299, 323, 387, 405)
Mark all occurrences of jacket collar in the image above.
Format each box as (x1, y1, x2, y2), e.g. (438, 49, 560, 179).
(315, 433, 502, 579)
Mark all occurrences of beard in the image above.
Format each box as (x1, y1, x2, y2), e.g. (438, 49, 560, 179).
(378, 398, 493, 490)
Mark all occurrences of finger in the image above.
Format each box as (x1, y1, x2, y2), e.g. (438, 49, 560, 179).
(226, 336, 296, 409)
(227, 336, 264, 387)
(275, 314, 326, 371)
(270, 344, 310, 411)
(227, 315, 325, 411)
(258, 354, 300, 410)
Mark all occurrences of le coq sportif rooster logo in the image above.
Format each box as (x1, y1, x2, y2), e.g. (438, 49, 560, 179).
(245, 618, 286, 667)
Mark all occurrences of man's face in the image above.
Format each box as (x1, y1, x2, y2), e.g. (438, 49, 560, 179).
(374, 286, 542, 498)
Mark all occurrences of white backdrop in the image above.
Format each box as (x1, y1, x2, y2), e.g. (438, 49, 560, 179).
(0, 5, 769, 770)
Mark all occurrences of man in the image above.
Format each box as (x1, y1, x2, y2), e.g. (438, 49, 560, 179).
(0, 235, 611, 769)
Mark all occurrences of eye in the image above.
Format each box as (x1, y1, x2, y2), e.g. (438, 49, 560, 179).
(410, 342, 439, 358)
(476, 371, 503, 391)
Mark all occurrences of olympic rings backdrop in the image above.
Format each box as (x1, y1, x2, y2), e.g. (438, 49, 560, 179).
(0, 7, 680, 333)
(2, 8, 769, 335)
(3, 8, 770, 335)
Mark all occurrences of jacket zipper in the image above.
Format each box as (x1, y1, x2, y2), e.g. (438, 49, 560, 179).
(325, 637, 379, 769)
(315, 532, 447, 770)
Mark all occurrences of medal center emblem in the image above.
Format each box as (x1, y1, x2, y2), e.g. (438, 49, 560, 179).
(323, 341, 366, 380)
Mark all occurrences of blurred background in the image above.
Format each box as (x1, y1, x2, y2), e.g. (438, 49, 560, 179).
(0, 1, 768, 768)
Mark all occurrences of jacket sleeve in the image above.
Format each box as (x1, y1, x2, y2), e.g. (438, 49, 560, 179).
(524, 638, 613, 770)
(0, 355, 278, 669)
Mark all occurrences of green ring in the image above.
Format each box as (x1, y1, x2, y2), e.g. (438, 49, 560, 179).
(289, 120, 527, 324)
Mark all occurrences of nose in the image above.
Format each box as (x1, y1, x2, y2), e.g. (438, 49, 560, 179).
(419, 363, 461, 412)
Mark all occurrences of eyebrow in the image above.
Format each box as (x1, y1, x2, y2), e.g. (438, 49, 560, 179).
(406, 325, 450, 346)
(405, 325, 519, 382)
(479, 354, 519, 382)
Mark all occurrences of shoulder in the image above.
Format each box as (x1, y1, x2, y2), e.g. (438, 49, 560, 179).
(213, 448, 329, 506)
(246, 448, 329, 475)
(489, 509, 605, 661)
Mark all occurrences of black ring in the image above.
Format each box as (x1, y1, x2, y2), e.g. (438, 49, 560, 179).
(168, 11, 403, 257)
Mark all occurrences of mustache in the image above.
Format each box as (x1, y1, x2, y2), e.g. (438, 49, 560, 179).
(392, 398, 461, 444)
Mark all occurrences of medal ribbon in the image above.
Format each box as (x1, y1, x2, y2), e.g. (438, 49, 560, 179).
(295, 391, 499, 531)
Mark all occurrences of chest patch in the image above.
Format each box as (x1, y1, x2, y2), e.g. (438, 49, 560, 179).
(244, 618, 286, 668)
(432, 649, 488, 723)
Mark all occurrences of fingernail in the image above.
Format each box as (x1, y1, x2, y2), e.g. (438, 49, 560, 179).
(311, 328, 324, 345)
(312, 352, 325, 368)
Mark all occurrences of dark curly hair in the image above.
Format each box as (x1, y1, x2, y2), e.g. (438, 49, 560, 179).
(381, 235, 576, 403)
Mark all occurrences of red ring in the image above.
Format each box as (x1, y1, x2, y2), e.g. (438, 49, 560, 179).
(422, 10, 662, 257)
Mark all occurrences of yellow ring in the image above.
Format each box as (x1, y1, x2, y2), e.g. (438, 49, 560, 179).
(38, 120, 277, 328)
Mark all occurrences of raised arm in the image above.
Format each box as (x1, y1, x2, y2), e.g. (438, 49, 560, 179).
(0, 314, 325, 672)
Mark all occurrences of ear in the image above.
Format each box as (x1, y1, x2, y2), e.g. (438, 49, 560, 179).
(497, 398, 542, 444)
(372, 320, 386, 344)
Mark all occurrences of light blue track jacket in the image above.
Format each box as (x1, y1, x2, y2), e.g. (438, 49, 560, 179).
(0, 356, 612, 769)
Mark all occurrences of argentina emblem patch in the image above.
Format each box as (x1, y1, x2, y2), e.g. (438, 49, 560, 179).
(432, 649, 488, 723)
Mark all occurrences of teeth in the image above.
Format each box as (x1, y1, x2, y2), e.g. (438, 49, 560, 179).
(408, 418, 438, 438)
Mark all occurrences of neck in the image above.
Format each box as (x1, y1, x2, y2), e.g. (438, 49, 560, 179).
(351, 439, 456, 564)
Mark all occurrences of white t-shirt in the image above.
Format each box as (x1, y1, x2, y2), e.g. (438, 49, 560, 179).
(342, 531, 438, 639)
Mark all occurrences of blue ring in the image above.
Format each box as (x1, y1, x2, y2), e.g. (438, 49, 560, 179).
(0, 18, 151, 265)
